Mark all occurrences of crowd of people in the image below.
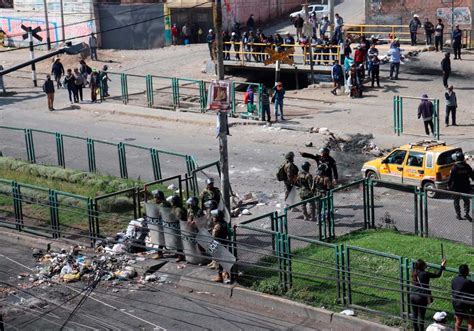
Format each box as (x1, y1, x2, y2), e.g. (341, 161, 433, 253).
(42, 57, 111, 111)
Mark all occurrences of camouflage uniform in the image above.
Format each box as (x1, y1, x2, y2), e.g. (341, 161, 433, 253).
(312, 173, 333, 223)
(297, 170, 315, 221)
(172, 204, 187, 261)
(211, 215, 230, 283)
(200, 186, 221, 208)
(283, 160, 299, 199)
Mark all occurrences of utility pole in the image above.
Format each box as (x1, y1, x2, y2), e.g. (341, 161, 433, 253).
(60, 0, 65, 42)
(328, 0, 335, 34)
(213, 0, 231, 214)
(28, 28, 38, 87)
(43, 0, 51, 50)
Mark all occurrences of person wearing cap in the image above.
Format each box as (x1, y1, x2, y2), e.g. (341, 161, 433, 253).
(98, 65, 110, 98)
(278, 152, 299, 200)
(451, 264, 474, 330)
(353, 44, 365, 79)
(409, 14, 422, 46)
(441, 52, 451, 88)
(445, 85, 457, 127)
(423, 18, 435, 46)
(312, 163, 333, 223)
(434, 19, 445, 52)
(42, 75, 55, 111)
(206, 29, 216, 60)
(294, 14, 304, 39)
(200, 178, 221, 209)
(300, 147, 338, 184)
(426, 311, 452, 331)
(296, 162, 315, 221)
(417, 94, 435, 136)
(452, 25, 463, 60)
(367, 43, 379, 79)
(331, 60, 344, 95)
(448, 152, 474, 221)
(88, 33, 98, 60)
(230, 31, 241, 60)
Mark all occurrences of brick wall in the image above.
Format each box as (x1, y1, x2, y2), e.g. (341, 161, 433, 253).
(367, 0, 472, 28)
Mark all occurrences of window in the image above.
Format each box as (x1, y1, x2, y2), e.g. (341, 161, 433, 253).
(0, 0, 13, 8)
(314, 6, 324, 11)
(426, 153, 433, 168)
(406, 152, 425, 167)
(437, 149, 461, 165)
(386, 150, 407, 165)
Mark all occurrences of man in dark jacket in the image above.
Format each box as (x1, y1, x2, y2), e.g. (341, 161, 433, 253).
(448, 151, 474, 221)
(417, 94, 434, 136)
(246, 14, 255, 32)
(206, 29, 216, 60)
(294, 14, 304, 39)
(452, 264, 474, 330)
(51, 58, 64, 89)
(445, 85, 457, 126)
(434, 19, 444, 51)
(409, 14, 422, 46)
(42, 75, 55, 111)
(423, 18, 434, 45)
(453, 25, 463, 60)
(300, 147, 338, 184)
(441, 52, 451, 88)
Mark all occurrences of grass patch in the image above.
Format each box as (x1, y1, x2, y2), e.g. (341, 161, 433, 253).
(242, 229, 474, 327)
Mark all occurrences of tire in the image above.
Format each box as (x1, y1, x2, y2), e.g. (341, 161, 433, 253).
(365, 170, 379, 181)
(423, 181, 438, 199)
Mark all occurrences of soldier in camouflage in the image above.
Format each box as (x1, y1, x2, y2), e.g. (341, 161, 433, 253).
(210, 209, 230, 283)
(171, 195, 187, 262)
(200, 178, 221, 208)
(312, 164, 333, 224)
(296, 162, 315, 221)
(282, 152, 299, 200)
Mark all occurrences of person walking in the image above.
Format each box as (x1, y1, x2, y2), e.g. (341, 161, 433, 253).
(418, 94, 435, 136)
(273, 82, 285, 121)
(261, 85, 271, 123)
(296, 162, 315, 221)
(441, 52, 451, 88)
(452, 25, 463, 60)
(445, 86, 457, 126)
(388, 43, 401, 80)
(90, 69, 98, 103)
(63, 69, 76, 104)
(410, 258, 447, 331)
(182, 23, 190, 44)
(277, 152, 299, 201)
(331, 61, 343, 95)
(426, 312, 453, 331)
(294, 14, 304, 39)
(451, 264, 474, 331)
(448, 151, 474, 221)
(42, 75, 55, 111)
(424, 18, 434, 45)
(434, 19, 445, 51)
(51, 58, 64, 89)
(88, 33, 98, 61)
(206, 29, 216, 61)
(73, 68, 84, 102)
(409, 14, 422, 46)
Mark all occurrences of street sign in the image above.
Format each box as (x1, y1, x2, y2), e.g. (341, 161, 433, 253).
(21, 25, 42, 42)
(207, 80, 231, 112)
(264, 47, 295, 66)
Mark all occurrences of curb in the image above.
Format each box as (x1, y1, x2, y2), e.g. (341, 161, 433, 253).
(0, 228, 81, 252)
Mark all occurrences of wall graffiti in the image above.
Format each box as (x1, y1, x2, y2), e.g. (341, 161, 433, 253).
(436, 7, 472, 25)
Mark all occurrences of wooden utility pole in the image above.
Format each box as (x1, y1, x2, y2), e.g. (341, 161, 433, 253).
(59, 0, 65, 42)
(43, 0, 52, 50)
(329, 0, 335, 34)
(213, 0, 231, 214)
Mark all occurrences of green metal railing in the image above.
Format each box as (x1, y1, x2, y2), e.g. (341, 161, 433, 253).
(393, 95, 440, 139)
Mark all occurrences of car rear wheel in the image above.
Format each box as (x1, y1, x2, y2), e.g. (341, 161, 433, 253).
(365, 170, 379, 182)
(423, 181, 438, 198)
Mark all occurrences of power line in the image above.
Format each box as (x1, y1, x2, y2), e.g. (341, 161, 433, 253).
(1, 1, 213, 53)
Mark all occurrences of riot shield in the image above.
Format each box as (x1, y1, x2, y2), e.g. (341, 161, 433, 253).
(196, 228, 235, 273)
(285, 185, 301, 206)
(145, 203, 166, 247)
(179, 220, 208, 265)
(160, 207, 183, 251)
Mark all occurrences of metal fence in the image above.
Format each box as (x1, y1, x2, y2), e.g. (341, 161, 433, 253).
(393, 96, 440, 140)
(0, 126, 197, 181)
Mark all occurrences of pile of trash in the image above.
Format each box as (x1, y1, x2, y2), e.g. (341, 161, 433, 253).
(326, 133, 387, 156)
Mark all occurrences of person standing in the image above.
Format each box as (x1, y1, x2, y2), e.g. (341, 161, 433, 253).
(334, 13, 344, 44)
(223, 30, 231, 60)
(410, 258, 447, 331)
(206, 29, 216, 61)
(451, 264, 474, 331)
(42, 75, 55, 111)
(88, 33, 98, 61)
(309, 13, 318, 37)
(90, 70, 98, 103)
(261, 85, 271, 123)
(445, 86, 457, 126)
(296, 162, 315, 222)
(246, 14, 255, 32)
(294, 14, 304, 39)
(0, 65, 5, 94)
(409, 14, 422, 46)
(210, 210, 230, 283)
(171, 24, 179, 45)
(63, 69, 76, 104)
(312, 163, 333, 223)
(353, 45, 365, 78)
(200, 178, 221, 209)
(418, 94, 435, 136)
(441, 52, 451, 88)
(320, 16, 329, 38)
(182, 23, 190, 44)
(277, 152, 299, 200)
(448, 151, 474, 221)
(423, 18, 434, 45)
(273, 82, 285, 121)
(367, 43, 379, 78)
(300, 147, 338, 184)
(99, 65, 110, 98)
(388, 43, 401, 80)
(170, 195, 186, 262)
(331, 61, 343, 95)
(370, 55, 381, 88)
(434, 19, 445, 52)
(230, 32, 241, 60)
(51, 58, 64, 89)
(73, 68, 84, 102)
(452, 25, 463, 60)
(79, 60, 90, 87)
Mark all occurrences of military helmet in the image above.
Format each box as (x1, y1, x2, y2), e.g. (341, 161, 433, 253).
(319, 147, 330, 155)
(211, 209, 224, 220)
(206, 178, 214, 185)
(204, 199, 218, 210)
(186, 196, 199, 207)
(151, 190, 165, 201)
(170, 195, 181, 206)
(285, 151, 295, 160)
(453, 151, 465, 162)
(301, 162, 311, 172)
(318, 163, 328, 172)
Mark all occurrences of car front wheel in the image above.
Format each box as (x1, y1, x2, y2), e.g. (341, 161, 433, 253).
(365, 170, 379, 181)
(423, 181, 438, 199)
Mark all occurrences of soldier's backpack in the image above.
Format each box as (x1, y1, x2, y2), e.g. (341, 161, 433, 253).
(276, 164, 287, 182)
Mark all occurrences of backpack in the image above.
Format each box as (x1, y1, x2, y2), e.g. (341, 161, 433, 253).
(243, 91, 250, 104)
(276, 164, 287, 182)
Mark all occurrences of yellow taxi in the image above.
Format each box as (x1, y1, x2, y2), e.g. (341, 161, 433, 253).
(361, 140, 462, 197)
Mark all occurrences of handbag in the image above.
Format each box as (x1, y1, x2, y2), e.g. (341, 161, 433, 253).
(417, 275, 434, 305)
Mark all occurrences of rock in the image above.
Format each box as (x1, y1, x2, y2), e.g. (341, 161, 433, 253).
(167, 184, 177, 190)
(241, 209, 251, 215)
(305, 142, 313, 147)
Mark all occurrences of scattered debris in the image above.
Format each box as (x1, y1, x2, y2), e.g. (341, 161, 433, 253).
(340, 309, 355, 316)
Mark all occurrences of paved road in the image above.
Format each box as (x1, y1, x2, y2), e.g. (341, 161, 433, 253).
(0, 240, 328, 330)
